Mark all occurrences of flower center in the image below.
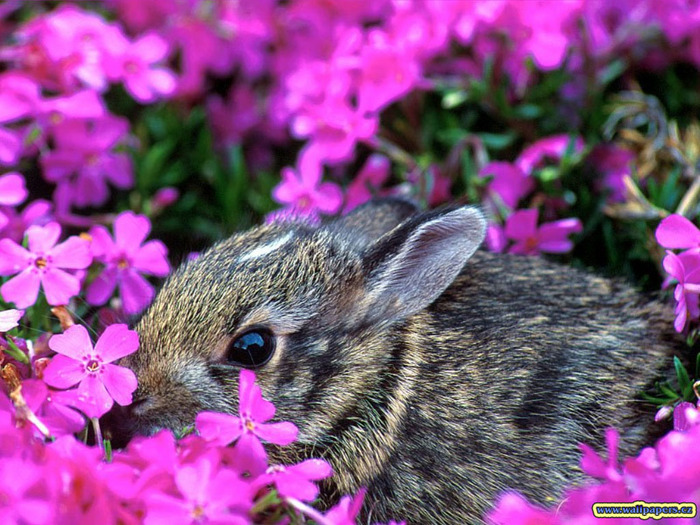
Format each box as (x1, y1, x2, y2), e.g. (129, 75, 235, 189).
(86, 359, 101, 372)
(525, 237, 539, 251)
(191, 504, 205, 520)
(117, 257, 130, 270)
(297, 195, 311, 209)
(34, 257, 48, 269)
(244, 418, 256, 432)
(125, 60, 139, 74)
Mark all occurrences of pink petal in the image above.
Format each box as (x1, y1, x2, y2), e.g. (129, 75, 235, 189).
(41, 268, 81, 306)
(255, 421, 298, 446)
(86, 266, 118, 306)
(538, 218, 583, 240)
(49, 325, 93, 360)
(132, 241, 170, 276)
(26, 222, 61, 254)
(537, 240, 574, 253)
(40, 89, 105, 120)
(297, 148, 322, 186)
(656, 214, 700, 249)
(132, 33, 170, 64)
(114, 211, 151, 254)
(175, 456, 213, 502)
(663, 251, 684, 281)
(147, 68, 177, 96)
(275, 474, 319, 501)
(43, 354, 88, 389)
(1, 268, 41, 308)
(77, 375, 114, 418)
(314, 183, 344, 213)
(195, 411, 244, 446)
(249, 392, 276, 423)
(272, 168, 303, 204)
(289, 458, 333, 480)
(0, 239, 31, 274)
(504, 209, 539, 241)
(0, 308, 23, 332)
(144, 493, 191, 524)
(88, 225, 116, 259)
(50, 236, 92, 269)
(102, 363, 138, 406)
(238, 369, 259, 414)
(125, 75, 155, 103)
(119, 269, 155, 314)
(94, 324, 139, 362)
(0, 127, 21, 165)
(0, 172, 27, 206)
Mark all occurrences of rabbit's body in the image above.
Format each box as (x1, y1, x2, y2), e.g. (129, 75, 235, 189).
(120, 200, 677, 524)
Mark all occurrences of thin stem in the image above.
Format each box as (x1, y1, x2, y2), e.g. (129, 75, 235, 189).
(92, 417, 104, 452)
(675, 176, 700, 218)
(285, 497, 333, 525)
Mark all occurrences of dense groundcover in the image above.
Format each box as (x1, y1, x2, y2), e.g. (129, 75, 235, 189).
(0, 1, 699, 523)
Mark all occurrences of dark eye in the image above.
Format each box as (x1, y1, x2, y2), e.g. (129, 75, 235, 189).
(226, 328, 275, 368)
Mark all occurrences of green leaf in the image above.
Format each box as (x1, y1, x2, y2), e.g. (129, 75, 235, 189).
(674, 356, 692, 399)
(478, 132, 517, 150)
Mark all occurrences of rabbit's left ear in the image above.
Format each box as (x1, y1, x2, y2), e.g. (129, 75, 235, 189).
(323, 197, 419, 251)
(358, 206, 486, 325)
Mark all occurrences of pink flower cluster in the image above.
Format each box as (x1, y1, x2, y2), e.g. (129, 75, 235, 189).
(0, 318, 403, 524)
(488, 408, 700, 524)
(656, 215, 700, 333)
(480, 134, 584, 256)
(0, 4, 175, 216)
(100, 0, 700, 220)
(0, 207, 168, 319)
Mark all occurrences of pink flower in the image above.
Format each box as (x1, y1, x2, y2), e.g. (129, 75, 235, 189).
(22, 379, 86, 437)
(656, 214, 700, 250)
(486, 492, 556, 525)
(257, 459, 333, 502)
(0, 308, 23, 332)
(41, 116, 133, 211)
(674, 401, 697, 432)
(0, 199, 53, 243)
(322, 489, 366, 525)
(589, 144, 634, 203)
(356, 29, 420, 113)
(580, 428, 623, 482)
(343, 154, 390, 212)
(106, 32, 177, 103)
(0, 171, 27, 206)
(144, 454, 251, 525)
(42, 324, 139, 418)
(291, 96, 377, 164)
(86, 211, 170, 315)
(661, 250, 700, 333)
(479, 162, 534, 210)
(516, 134, 585, 175)
(272, 149, 343, 217)
(504, 209, 582, 255)
(196, 369, 298, 448)
(0, 222, 91, 308)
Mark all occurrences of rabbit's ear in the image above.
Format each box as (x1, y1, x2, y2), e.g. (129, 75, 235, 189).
(359, 206, 486, 324)
(324, 198, 419, 251)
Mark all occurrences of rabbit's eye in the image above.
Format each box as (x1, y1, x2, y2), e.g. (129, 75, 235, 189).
(226, 328, 275, 368)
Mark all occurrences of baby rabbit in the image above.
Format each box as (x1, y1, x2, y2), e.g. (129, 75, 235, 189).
(118, 198, 678, 524)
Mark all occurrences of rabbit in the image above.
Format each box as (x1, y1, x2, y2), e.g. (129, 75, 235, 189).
(114, 198, 680, 524)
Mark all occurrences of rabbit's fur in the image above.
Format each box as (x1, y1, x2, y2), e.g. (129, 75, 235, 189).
(118, 199, 678, 524)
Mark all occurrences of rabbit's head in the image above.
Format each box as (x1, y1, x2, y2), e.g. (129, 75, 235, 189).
(116, 199, 486, 461)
